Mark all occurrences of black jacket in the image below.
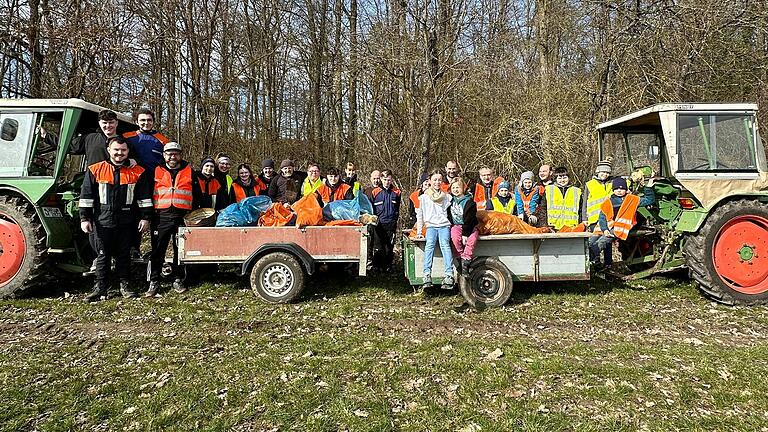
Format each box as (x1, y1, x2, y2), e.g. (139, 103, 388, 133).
(79, 160, 153, 227)
(196, 171, 229, 211)
(448, 196, 479, 237)
(70, 132, 124, 166)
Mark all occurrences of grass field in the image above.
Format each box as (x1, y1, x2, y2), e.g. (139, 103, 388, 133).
(2, 269, 768, 431)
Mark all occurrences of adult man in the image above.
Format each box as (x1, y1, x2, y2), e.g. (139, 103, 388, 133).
(535, 163, 554, 226)
(301, 163, 324, 197)
(258, 158, 276, 189)
(537, 164, 553, 188)
(70, 109, 119, 166)
(79, 136, 153, 302)
(472, 166, 504, 211)
(582, 159, 613, 228)
(364, 170, 382, 199)
(342, 162, 362, 195)
(369, 170, 401, 272)
(268, 159, 306, 207)
(589, 176, 655, 268)
(441, 160, 462, 191)
(122, 108, 169, 171)
(215, 153, 234, 192)
(146, 142, 201, 296)
(317, 167, 353, 204)
(544, 166, 582, 231)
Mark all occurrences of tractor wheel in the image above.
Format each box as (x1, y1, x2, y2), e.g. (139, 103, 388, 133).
(0, 195, 48, 298)
(684, 199, 768, 305)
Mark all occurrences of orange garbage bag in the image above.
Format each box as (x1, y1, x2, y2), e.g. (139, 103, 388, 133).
(477, 210, 550, 235)
(408, 225, 428, 239)
(557, 222, 587, 233)
(258, 203, 294, 227)
(293, 194, 325, 227)
(325, 220, 362, 226)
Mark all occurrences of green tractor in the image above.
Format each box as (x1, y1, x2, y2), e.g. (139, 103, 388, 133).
(0, 98, 137, 298)
(599, 103, 768, 305)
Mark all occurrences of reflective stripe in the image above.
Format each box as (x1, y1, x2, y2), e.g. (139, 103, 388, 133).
(98, 183, 108, 204)
(137, 199, 153, 208)
(211, 195, 217, 209)
(79, 199, 94, 207)
(125, 183, 136, 205)
(546, 184, 581, 230)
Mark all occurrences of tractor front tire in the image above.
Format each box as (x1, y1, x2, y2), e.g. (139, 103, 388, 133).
(685, 199, 768, 305)
(0, 195, 48, 298)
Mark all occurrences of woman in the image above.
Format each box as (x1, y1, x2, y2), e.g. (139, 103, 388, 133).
(448, 178, 479, 276)
(415, 169, 454, 289)
(196, 157, 229, 210)
(229, 164, 267, 203)
(214, 153, 234, 193)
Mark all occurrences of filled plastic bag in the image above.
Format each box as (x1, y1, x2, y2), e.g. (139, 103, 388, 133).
(239, 195, 272, 225)
(557, 222, 587, 233)
(358, 192, 374, 215)
(293, 194, 325, 227)
(325, 220, 362, 226)
(323, 198, 360, 221)
(216, 203, 248, 227)
(258, 203, 295, 227)
(477, 210, 550, 235)
(407, 225, 428, 239)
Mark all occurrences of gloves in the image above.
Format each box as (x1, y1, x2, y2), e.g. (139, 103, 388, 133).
(528, 215, 538, 225)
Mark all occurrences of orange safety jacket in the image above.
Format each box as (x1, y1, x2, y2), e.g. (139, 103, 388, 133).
(593, 194, 640, 240)
(231, 178, 267, 203)
(517, 186, 537, 214)
(409, 190, 421, 209)
(198, 175, 222, 209)
(473, 177, 504, 210)
(153, 165, 194, 210)
(317, 182, 353, 203)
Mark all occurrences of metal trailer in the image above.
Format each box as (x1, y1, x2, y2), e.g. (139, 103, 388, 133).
(178, 225, 370, 303)
(402, 232, 593, 307)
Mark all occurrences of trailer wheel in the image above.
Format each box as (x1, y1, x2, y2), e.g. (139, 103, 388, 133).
(459, 257, 513, 308)
(685, 199, 768, 305)
(249, 252, 306, 303)
(0, 195, 48, 298)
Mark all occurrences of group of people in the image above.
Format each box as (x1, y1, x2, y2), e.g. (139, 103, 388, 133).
(408, 160, 656, 289)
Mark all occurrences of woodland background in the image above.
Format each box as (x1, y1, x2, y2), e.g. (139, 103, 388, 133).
(2, 0, 768, 189)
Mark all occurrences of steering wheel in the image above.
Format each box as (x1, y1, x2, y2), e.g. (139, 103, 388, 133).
(688, 157, 732, 170)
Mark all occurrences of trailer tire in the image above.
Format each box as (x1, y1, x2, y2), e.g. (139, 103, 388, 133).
(250, 252, 306, 303)
(459, 256, 513, 308)
(0, 195, 48, 298)
(685, 199, 768, 306)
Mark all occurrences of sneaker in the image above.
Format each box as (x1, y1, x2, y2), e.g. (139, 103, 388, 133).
(119, 280, 137, 299)
(422, 274, 433, 289)
(144, 281, 159, 297)
(442, 275, 455, 289)
(461, 259, 471, 276)
(172, 278, 187, 293)
(84, 286, 106, 303)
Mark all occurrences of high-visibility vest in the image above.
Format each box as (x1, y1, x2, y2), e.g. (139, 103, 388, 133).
(198, 176, 222, 209)
(302, 177, 323, 196)
(231, 181, 260, 203)
(86, 161, 147, 207)
(585, 178, 613, 225)
(225, 174, 233, 192)
(473, 177, 504, 210)
(410, 190, 421, 208)
(153, 165, 193, 210)
(491, 197, 514, 214)
(517, 186, 537, 215)
(317, 182, 352, 203)
(594, 194, 640, 240)
(546, 185, 581, 230)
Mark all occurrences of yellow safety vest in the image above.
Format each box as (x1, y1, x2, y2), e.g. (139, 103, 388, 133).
(491, 197, 515, 214)
(546, 185, 582, 230)
(301, 177, 323, 196)
(585, 179, 613, 225)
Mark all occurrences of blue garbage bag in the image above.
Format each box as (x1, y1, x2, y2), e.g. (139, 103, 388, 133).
(323, 198, 360, 221)
(239, 195, 272, 225)
(216, 202, 248, 227)
(357, 192, 373, 215)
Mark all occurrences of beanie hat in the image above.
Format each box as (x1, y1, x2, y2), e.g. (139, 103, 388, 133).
(595, 159, 612, 174)
(612, 177, 628, 190)
(280, 159, 294, 169)
(200, 157, 215, 169)
(518, 171, 534, 188)
(262, 158, 275, 169)
(498, 181, 511, 191)
(419, 173, 429, 184)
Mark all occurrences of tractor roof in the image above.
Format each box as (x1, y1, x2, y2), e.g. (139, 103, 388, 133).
(0, 98, 133, 123)
(597, 103, 759, 131)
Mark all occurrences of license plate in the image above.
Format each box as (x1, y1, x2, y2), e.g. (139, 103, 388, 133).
(42, 207, 63, 218)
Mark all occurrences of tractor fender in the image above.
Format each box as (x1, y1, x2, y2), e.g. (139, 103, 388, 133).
(0, 186, 50, 243)
(677, 194, 768, 234)
(240, 243, 315, 276)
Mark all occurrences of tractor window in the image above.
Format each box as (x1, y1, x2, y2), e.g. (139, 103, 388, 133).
(678, 114, 758, 171)
(28, 112, 63, 177)
(601, 132, 661, 177)
(0, 113, 34, 177)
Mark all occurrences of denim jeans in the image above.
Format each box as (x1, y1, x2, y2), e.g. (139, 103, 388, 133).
(588, 234, 614, 265)
(424, 225, 454, 277)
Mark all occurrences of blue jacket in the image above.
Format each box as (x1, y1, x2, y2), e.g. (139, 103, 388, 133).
(598, 187, 656, 232)
(370, 186, 401, 224)
(123, 130, 169, 171)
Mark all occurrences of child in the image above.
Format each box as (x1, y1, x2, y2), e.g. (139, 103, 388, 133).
(491, 181, 515, 214)
(415, 170, 454, 289)
(514, 171, 540, 225)
(448, 178, 479, 276)
(543, 166, 582, 230)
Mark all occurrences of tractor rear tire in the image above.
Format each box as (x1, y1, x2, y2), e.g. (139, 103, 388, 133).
(684, 199, 768, 305)
(0, 195, 48, 298)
